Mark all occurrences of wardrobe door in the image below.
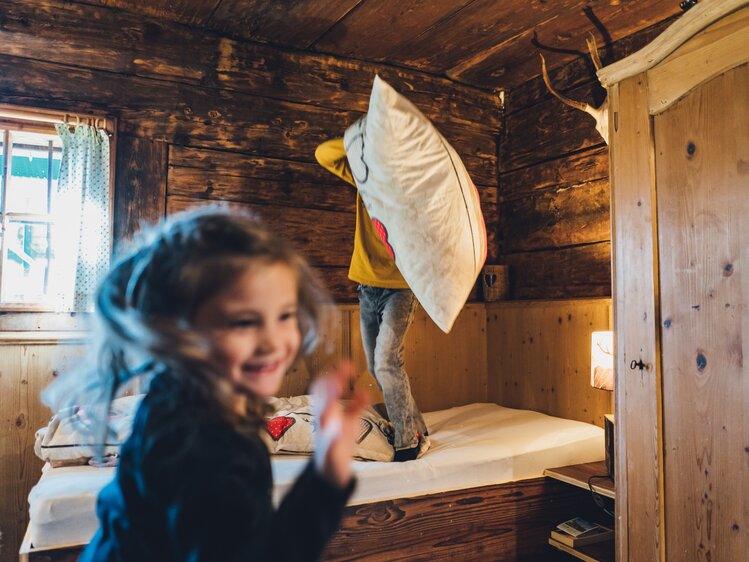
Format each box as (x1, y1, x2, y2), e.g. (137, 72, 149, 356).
(654, 63, 749, 561)
(610, 75, 662, 562)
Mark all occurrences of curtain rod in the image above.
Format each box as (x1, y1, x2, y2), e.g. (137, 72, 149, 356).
(0, 104, 113, 133)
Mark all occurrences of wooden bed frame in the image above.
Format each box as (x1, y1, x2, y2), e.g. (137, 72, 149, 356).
(20, 476, 594, 561)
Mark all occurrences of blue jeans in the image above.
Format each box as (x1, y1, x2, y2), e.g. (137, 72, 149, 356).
(358, 285, 428, 450)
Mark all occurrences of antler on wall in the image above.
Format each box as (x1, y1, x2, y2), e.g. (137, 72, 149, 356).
(540, 34, 609, 144)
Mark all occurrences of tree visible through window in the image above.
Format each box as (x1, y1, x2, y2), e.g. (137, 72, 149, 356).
(0, 110, 113, 312)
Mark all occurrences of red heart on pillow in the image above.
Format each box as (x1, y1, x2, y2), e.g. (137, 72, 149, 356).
(266, 416, 296, 441)
(371, 218, 395, 260)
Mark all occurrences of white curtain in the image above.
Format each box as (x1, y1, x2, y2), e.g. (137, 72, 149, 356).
(53, 123, 111, 311)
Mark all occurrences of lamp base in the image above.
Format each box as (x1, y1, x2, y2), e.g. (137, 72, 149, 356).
(604, 414, 615, 478)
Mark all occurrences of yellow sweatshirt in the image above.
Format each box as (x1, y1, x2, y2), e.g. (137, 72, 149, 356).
(314, 138, 407, 288)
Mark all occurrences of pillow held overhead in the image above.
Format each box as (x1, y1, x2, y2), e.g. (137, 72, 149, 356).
(343, 76, 487, 333)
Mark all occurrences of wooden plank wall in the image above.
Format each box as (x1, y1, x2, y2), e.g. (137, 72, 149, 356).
(499, 18, 676, 299)
(487, 298, 613, 427)
(0, 0, 501, 302)
(282, 303, 487, 412)
(0, 304, 486, 562)
(0, 344, 87, 562)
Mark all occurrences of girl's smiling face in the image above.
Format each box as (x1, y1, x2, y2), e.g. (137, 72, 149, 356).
(193, 261, 301, 399)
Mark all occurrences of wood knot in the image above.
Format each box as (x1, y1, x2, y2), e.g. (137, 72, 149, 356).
(456, 496, 485, 506)
(663, 318, 672, 328)
(696, 352, 707, 371)
(15, 414, 26, 429)
(354, 503, 405, 526)
(723, 263, 734, 276)
(686, 141, 697, 159)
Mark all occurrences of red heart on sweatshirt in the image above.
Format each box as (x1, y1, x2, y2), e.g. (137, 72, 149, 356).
(371, 218, 395, 261)
(266, 416, 296, 441)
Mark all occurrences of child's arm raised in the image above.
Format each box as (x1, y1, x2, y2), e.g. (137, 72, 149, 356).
(315, 138, 356, 188)
(311, 361, 369, 488)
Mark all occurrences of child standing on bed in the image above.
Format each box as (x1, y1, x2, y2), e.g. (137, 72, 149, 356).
(45, 207, 365, 562)
(315, 138, 429, 461)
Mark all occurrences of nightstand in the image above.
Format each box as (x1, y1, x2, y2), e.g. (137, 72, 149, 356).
(544, 461, 614, 562)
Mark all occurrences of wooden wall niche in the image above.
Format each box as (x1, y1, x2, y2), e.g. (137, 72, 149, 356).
(0, 0, 501, 302)
(487, 298, 613, 427)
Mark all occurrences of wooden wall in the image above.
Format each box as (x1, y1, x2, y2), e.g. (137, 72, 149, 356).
(281, 303, 487, 412)
(499, 18, 676, 299)
(0, 343, 87, 562)
(487, 298, 612, 427)
(0, 0, 501, 302)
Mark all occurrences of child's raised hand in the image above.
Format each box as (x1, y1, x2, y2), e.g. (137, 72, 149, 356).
(310, 361, 369, 489)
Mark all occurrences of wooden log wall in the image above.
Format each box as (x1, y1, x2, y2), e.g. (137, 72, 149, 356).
(0, 0, 501, 302)
(499, 18, 676, 299)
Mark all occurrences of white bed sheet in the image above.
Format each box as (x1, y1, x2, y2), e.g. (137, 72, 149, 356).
(27, 402, 603, 549)
(272, 402, 604, 506)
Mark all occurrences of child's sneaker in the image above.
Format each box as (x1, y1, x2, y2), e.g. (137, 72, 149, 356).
(393, 433, 430, 462)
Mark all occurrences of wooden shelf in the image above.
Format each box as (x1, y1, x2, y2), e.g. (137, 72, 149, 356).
(549, 537, 614, 562)
(544, 461, 614, 499)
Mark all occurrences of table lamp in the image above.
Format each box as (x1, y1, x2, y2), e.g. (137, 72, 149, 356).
(591, 331, 614, 391)
(591, 331, 615, 477)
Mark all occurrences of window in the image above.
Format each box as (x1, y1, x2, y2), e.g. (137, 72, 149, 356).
(0, 129, 61, 306)
(0, 106, 114, 312)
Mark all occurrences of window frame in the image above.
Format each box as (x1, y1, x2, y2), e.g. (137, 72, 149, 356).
(0, 103, 116, 320)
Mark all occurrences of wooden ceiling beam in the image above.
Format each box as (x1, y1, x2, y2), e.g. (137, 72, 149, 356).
(312, 0, 474, 60)
(389, 0, 581, 73)
(205, 0, 364, 49)
(96, 0, 222, 26)
(449, 0, 681, 89)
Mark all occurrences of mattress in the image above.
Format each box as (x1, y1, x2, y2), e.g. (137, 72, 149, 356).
(27, 402, 604, 549)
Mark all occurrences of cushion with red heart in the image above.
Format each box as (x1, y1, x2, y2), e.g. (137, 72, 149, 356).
(266, 395, 395, 462)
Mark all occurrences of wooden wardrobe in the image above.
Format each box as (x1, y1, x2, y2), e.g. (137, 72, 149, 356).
(600, 1, 749, 560)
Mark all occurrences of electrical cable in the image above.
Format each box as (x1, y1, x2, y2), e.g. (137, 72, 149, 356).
(587, 474, 615, 518)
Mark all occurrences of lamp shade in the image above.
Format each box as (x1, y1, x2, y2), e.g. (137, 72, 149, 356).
(591, 331, 614, 391)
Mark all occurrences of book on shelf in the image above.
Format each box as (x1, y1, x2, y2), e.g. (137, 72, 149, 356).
(551, 523, 614, 548)
(556, 516, 599, 537)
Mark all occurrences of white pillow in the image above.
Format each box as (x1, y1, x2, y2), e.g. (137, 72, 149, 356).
(34, 394, 144, 467)
(343, 76, 487, 333)
(266, 395, 395, 462)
